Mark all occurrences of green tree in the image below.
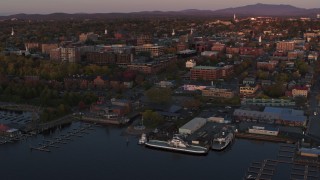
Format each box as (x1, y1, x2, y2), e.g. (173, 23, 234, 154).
(146, 87, 172, 104)
(142, 110, 164, 128)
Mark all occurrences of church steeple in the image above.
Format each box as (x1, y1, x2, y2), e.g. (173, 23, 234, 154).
(11, 27, 14, 36)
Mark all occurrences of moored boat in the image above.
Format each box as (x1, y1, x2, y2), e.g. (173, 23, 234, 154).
(138, 133, 147, 145)
(145, 135, 208, 155)
(211, 131, 234, 151)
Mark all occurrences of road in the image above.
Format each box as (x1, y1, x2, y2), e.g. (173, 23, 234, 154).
(306, 73, 320, 142)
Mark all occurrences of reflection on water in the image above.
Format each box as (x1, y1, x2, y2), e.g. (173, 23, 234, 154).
(0, 122, 281, 180)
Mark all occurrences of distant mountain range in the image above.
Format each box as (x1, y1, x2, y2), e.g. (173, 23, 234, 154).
(1, 3, 319, 20)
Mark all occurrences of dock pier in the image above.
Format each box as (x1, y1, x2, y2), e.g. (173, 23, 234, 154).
(29, 124, 95, 153)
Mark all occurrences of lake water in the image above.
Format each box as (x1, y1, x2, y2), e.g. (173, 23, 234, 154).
(0, 122, 281, 180)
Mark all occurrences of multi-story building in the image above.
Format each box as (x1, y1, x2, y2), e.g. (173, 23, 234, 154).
(79, 32, 98, 42)
(276, 41, 295, 51)
(135, 44, 164, 57)
(137, 35, 152, 46)
(211, 43, 226, 52)
(49, 48, 61, 61)
(42, 43, 59, 54)
(226, 47, 240, 54)
(25, 42, 40, 50)
(61, 47, 81, 63)
(190, 66, 222, 81)
(201, 87, 234, 98)
(127, 56, 177, 74)
(87, 52, 116, 65)
(221, 65, 234, 77)
(190, 65, 233, 81)
(239, 47, 264, 56)
(243, 77, 256, 85)
(292, 86, 309, 98)
(257, 61, 278, 71)
(239, 84, 259, 96)
(177, 43, 188, 52)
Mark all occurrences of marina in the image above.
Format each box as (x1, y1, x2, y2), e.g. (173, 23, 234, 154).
(29, 123, 95, 152)
(0, 122, 292, 180)
(244, 143, 320, 179)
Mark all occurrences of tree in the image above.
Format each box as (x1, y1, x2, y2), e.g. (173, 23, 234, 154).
(142, 110, 164, 128)
(264, 83, 285, 98)
(183, 99, 201, 109)
(146, 87, 172, 104)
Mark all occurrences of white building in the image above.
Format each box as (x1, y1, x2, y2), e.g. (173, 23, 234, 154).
(186, 59, 196, 68)
(179, 117, 207, 135)
(201, 51, 218, 57)
(248, 126, 279, 136)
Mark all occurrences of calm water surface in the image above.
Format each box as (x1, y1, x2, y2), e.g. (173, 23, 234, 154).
(0, 122, 281, 180)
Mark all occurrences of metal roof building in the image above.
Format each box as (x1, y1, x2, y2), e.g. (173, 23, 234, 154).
(179, 117, 207, 135)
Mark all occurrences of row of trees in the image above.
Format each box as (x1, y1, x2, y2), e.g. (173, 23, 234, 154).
(0, 55, 115, 80)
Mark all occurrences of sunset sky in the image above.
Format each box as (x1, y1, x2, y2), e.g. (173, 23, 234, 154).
(0, 0, 319, 15)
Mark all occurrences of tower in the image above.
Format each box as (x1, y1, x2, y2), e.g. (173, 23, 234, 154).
(190, 28, 193, 35)
(234, 14, 236, 21)
(258, 36, 262, 45)
(11, 27, 14, 36)
(105, 29, 108, 35)
(172, 29, 175, 36)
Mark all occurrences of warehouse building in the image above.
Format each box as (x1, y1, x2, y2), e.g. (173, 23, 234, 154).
(179, 117, 207, 135)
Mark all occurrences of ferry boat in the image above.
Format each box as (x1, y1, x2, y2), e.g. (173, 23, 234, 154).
(138, 133, 147, 145)
(145, 135, 208, 155)
(211, 131, 234, 151)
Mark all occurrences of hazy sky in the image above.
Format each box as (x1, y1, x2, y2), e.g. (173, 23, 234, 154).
(1, 0, 319, 15)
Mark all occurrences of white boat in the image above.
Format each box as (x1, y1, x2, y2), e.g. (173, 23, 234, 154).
(145, 135, 208, 155)
(211, 131, 234, 151)
(138, 133, 147, 145)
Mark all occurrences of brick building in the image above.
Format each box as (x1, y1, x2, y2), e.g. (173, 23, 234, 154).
(190, 66, 221, 81)
(201, 87, 234, 98)
(257, 61, 278, 71)
(42, 43, 59, 54)
(276, 41, 295, 51)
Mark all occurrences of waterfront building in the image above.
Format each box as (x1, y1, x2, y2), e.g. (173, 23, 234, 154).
(179, 117, 207, 135)
(233, 107, 307, 126)
(248, 126, 279, 136)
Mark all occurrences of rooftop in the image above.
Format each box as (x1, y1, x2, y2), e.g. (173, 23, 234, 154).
(192, 66, 218, 70)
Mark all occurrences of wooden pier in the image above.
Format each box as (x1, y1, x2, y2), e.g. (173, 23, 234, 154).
(29, 124, 95, 153)
(244, 143, 320, 180)
(245, 159, 277, 180)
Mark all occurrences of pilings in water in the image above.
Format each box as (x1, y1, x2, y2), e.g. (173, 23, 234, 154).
(30, 124, 96, 153)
